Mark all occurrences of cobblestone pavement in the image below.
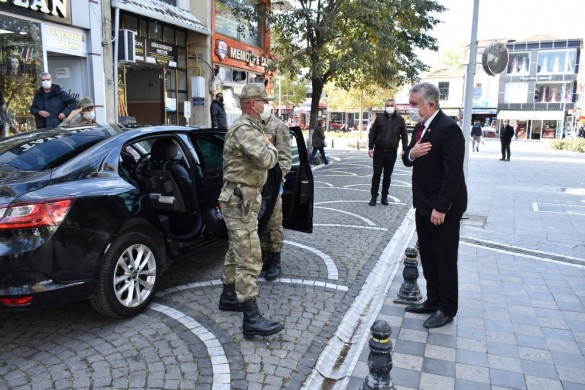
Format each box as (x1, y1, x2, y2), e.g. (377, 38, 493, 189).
(0, 146, 412, 389)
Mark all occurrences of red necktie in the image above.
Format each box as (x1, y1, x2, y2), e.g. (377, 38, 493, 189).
(416, 124, 425, 142)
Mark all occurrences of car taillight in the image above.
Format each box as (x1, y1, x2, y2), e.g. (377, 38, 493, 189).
(0, 199, 73, 230)
(0, 297, 33, 306)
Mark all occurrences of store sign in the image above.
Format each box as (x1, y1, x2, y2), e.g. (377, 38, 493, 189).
(134, 37, 177, 67)
(0, 0, 71, 25)
(43, 25, 86, 56)
(519, 75, 561, 82)
(215, 39, 267, 68)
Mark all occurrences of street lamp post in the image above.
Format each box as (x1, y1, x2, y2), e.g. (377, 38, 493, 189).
(277, 76, 283, 119)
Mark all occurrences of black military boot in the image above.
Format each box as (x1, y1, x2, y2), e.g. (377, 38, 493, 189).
(265, 252, 281, 281)
(219, 284, 243, 312)
(261, 250, 271, 273)
(381, 196, 389, 206)
(242, 298, 284, 339)
(369, 196, 377, 206)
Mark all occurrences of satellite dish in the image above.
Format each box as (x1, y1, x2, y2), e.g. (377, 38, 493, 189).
(482, 42, 509, 76)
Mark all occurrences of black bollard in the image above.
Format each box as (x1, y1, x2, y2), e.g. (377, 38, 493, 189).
(356, 139, 360, 150)
(394, 247, 423, 305)
(359, 320, 396, 390)
(331, 138, 335, 148)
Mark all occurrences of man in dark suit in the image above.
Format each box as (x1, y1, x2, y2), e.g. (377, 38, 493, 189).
(499, 120, 514, 161)
(401, 82, 468, 328)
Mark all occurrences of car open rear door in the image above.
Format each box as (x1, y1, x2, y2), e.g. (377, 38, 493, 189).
(282, 126, 313, 233)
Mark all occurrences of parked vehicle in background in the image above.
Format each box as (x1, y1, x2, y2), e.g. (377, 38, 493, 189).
(0, 124, 313, 318)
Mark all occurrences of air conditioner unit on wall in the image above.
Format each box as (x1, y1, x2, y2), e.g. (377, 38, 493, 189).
(118, 29, 136, 63)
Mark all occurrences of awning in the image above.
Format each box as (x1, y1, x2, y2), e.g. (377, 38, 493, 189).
(497, 110, 564, 120)
(113, 0, 211, 35)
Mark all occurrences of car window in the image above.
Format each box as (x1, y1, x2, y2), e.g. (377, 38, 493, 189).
(0, 129, 108, 171)
(191, 134, 224, 170)
(290, 131, 300, 167)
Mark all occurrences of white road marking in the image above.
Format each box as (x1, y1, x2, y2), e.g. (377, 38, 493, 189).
(314, 223, 388, 231)
(150, 303, 230, 389)
(315, 206, 376, 226)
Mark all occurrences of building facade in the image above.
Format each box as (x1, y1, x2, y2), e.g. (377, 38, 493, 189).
(0, 0, 104, 131)
(498, 38, 582, 140)
(211, 0, 272, 126)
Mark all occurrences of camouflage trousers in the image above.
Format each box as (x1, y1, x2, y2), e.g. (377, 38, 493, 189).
(219, 183, 263, 302)
(260, 194, 284, 252)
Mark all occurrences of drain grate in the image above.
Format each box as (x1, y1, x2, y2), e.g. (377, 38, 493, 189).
(461, 214, 487, 228)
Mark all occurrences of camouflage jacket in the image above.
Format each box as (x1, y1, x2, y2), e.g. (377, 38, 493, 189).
(264, 114, 292, 178)
(59, 115, 94, 127)
(223, 113, 278, 188)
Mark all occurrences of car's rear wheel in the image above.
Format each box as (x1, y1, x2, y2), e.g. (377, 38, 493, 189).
(90, 232, 161, 318)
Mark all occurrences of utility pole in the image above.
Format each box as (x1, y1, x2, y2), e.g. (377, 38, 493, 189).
(462, 0, 480, 177)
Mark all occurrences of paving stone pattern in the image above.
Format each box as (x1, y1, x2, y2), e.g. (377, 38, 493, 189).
(0, 148, 410, 389)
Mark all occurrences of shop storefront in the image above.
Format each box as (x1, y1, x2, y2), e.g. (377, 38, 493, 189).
(0, 1, 101, 134)
(113, 1, 210, 126)
(498, 39, 580, 140)
(213, 0, 271, 126)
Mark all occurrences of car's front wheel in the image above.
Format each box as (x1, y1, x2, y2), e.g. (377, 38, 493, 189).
(90, 232, 161, 318)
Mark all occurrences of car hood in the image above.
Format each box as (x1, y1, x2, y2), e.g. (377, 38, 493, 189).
(0, 166, 51, 205)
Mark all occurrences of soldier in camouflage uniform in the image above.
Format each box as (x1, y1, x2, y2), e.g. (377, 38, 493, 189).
(218, 83, 283, 338)
(59, 96, 96, 127)
(260, 111, 291, 281)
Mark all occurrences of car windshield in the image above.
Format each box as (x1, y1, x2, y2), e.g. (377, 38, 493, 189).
(0, 128, 108, 172)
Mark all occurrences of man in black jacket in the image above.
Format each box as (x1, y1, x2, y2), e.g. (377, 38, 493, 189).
(402, 82, 467, 328)
(30, 72, 76, 129)
(499, 120, 514, 161)
(368, 98, 408, 206)
(210, 92, 228, 129)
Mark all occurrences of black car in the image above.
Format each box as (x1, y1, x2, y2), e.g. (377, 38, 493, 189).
(0, 124, 313, 317)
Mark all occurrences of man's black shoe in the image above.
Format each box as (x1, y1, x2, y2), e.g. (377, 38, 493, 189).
(381, 197, 389, 206)
(423, 309, 453, 328)
(405, 301, 436, 314)
(499, 158, 506, 161)
(369, 197, 376, 206)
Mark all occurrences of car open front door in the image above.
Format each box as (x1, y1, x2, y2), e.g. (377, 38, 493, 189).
(282, 126, 313, 233)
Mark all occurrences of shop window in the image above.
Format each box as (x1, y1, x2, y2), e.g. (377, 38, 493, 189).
(537, 49, 577, 74)
(122, 15, 138, 33)
(542, 120, 560, 139)
(149, 21, 162, 41)
(163, 26, 175, 45)
(0, 15, 43, 133)
(438, 82, 449, 100)
(504, 82, 528, 104)
(215, 0, 264, 47)
(534, 82, 572, 103)
(139, 19, 147, 37)
(176, 30, 186, 48)
(507, 52, 530, 75)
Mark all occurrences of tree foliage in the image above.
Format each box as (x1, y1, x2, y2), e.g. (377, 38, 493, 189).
(324, 82, 396, 112)
(268, 0, 445, 129)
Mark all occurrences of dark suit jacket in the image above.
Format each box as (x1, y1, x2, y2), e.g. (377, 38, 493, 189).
(402, 109, 467, 218)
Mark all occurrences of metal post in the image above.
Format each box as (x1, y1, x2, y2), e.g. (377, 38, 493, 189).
(359, 320, 396, 390)
(462, 0, 480, 178)
(278, 77, 282, 120)
(394, 247, 423, 305)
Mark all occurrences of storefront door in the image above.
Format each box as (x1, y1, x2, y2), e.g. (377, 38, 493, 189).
(125, 66, 164, 125)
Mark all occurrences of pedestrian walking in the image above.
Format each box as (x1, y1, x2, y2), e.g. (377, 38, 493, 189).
(401, 82, 467, 329)
(30, 72, 76, 129)
(210, 92, 228, 129)
(260, 110, 292, 281)
(499, 120, 514, 161)
(59, 96, 96, 126)
(470, 120, 482, 152)
(367, 98, 408, 206)
(308, 118, 329, 165)
(217, 83, 283, 338)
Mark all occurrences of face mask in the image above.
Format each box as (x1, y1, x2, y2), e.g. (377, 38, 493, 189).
(82, 111, 95, 121)
(41, 80, 51, 89)
(385, 106, 395, 115)
(409, 107, 423, 122)
(261, 104, 272, 122)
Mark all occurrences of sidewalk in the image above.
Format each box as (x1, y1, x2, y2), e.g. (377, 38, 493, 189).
(347, 140, 585, 389)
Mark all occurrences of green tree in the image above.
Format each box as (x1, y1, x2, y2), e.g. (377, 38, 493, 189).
(269, 0, 445, 130)
(275, 75, 307, 116)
